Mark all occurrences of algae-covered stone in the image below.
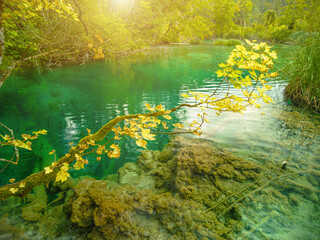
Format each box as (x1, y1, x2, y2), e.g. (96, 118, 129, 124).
(64, 137, 268, 239)
(21, 185, 47, 222)
(7, 136, 317, 240)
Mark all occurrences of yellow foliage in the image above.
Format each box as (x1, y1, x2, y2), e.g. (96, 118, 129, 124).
(108, 144, 121, 158)
(173, 123, 184, 129)
(56, 163, 70, 183)
(136, 138, 147, 148)
(44, 167, 53, 174)
(9, 188, 18, 194)
(9, 178, 15, 183)
(141, 129, 156, 140)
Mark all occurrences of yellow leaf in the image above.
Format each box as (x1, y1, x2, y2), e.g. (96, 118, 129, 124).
(163, 115, 172, 120)
(216, 70, 224, 77)
(19, 182, 26, 188)
(136, 138, 147, 148)
(21, 134, 31, 140)
(155, 104, 165, 111)
(33, 130, 47, 135)
(108, 144, 121, 158)
(162, 122, 168, 129)
(61, 163, 69, 172)
(9, 178, 15, 183)
(49, 149, 56, 155)
(172, 123, 184, 129)
(56, 164, 70, 183)
(44, 167, 53, 174)
(74, 160, 84, 170)
(9, 188, 18, 194)
(145, 103, 155, 111)
(1, 135, 11, 141)
(181, 93, 189, 98)
(268, 72, 279, 78)
(87, 128, 91, 134)
(141, 129, 155, 140)
(97, 157, 101, 161)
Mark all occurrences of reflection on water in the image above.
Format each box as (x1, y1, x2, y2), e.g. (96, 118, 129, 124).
(0, 44, 319, 239)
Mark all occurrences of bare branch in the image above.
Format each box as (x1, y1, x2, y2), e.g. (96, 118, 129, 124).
(0, 122, 19, 166)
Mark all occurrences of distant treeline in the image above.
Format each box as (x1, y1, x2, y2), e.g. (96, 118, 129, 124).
(1, 0, 319, 69)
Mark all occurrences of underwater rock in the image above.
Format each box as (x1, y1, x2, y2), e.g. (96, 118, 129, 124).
(5, 136, 319, 239)
(21, 185, 47, 222)
(0, 214, 29, 240)
(66, 136, 268, 239)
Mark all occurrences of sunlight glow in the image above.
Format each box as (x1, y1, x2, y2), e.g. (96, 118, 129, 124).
(112, 0, 134, 9)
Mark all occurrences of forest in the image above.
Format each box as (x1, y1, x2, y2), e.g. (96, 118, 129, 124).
(0, 0, 319, 239)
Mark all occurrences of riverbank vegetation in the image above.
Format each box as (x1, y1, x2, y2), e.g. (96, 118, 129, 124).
(1, 0, 319, 80)
(282, 33, 320, 111)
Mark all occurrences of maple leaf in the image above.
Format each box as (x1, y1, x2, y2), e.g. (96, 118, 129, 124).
(56, 164, 70, 183)
(141, 129, 155, 140)
(136, 138, 147, 148)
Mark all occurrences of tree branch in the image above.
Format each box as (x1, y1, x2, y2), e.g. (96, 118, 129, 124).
(73, 0, 88, 36)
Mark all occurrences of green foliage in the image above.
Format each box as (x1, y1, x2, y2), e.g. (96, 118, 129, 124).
(4, 0, 318, 67)
(2, 0, 79, 63)
(279, 0, 320, 32)
(213, 38, 243, 46)
(264, 10, 276, 27)
(282, 33, 320, 111)
(235, 0, 253, 27)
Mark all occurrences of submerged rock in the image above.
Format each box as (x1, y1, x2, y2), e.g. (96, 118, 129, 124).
(21, 185, 47, 222)
(2, 136, 319, 239)
(67, 136, 266, 239)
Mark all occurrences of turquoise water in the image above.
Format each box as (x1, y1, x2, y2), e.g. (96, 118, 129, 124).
(0, 44, 319, 239)
(0, 45, 241, 183)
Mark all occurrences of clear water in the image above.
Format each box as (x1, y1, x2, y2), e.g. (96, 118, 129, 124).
(0, 44, 319, 239)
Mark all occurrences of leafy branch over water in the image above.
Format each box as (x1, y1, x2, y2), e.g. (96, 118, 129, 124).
(0, 40, 278, 200)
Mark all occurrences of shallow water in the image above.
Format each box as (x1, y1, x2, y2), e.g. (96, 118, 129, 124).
(0, 44, 319, 239)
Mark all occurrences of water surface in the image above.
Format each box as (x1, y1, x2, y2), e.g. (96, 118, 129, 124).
(0, 44, 319, 239)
